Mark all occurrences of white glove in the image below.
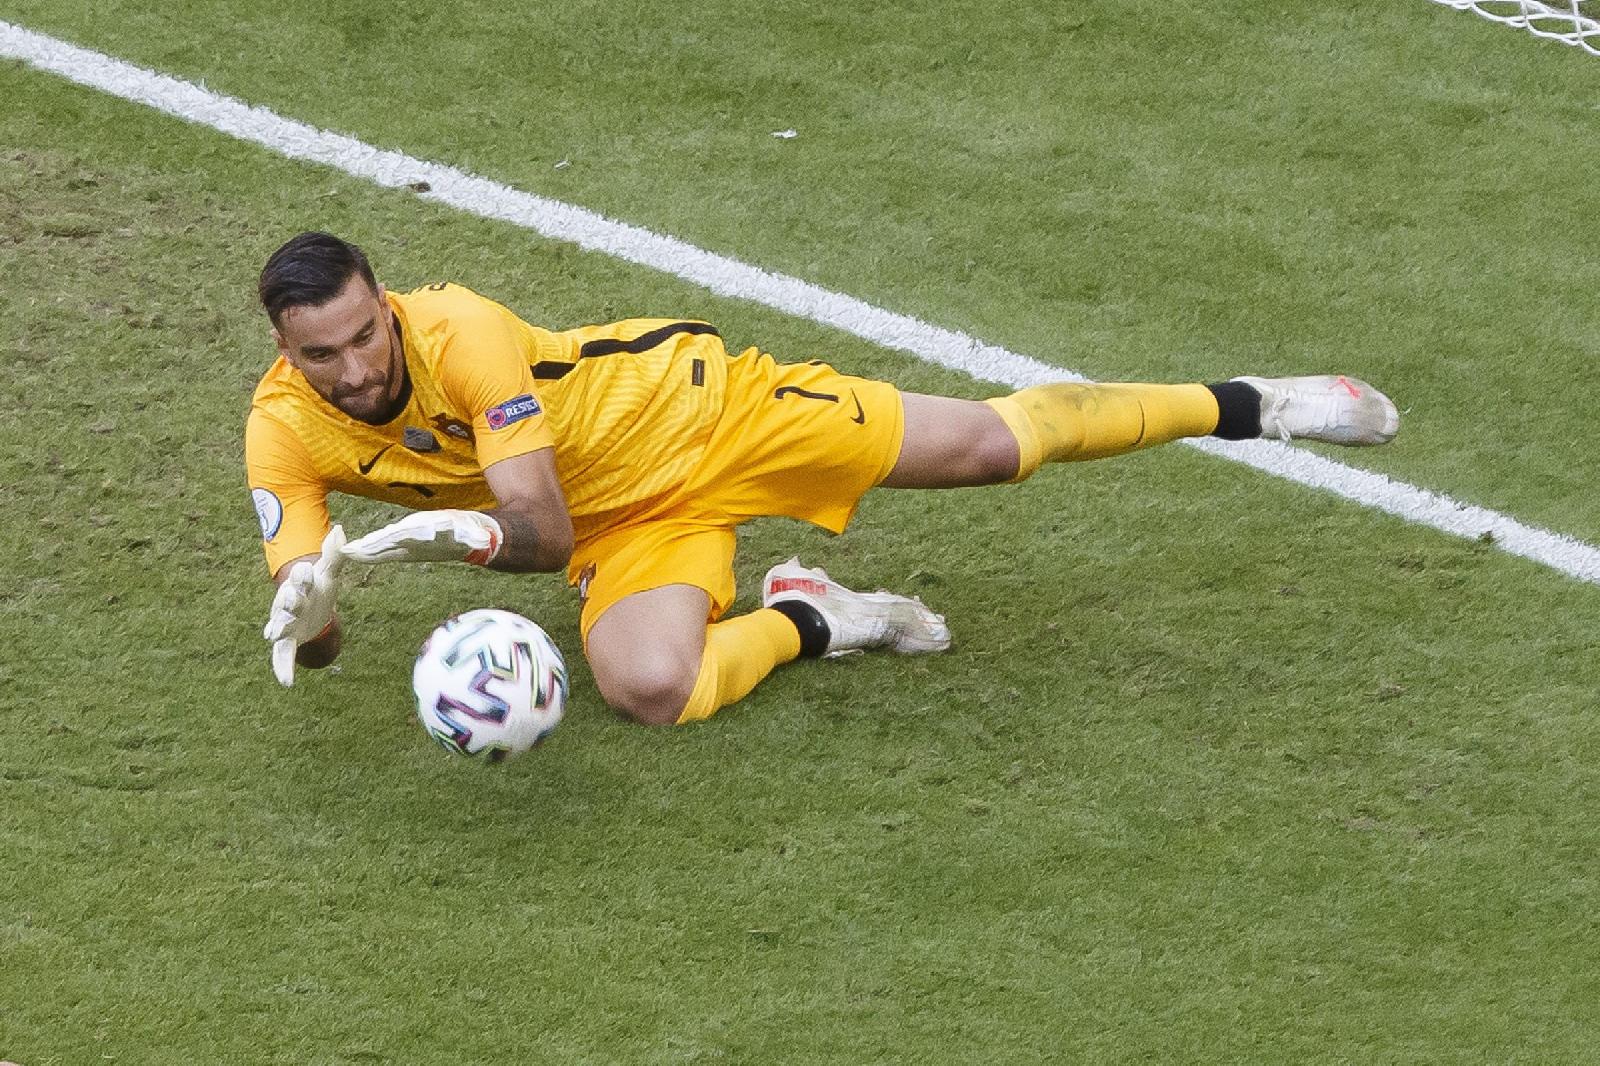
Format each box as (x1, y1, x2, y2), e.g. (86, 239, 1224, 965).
(264, 525, 346, 687)
(341, 509, 503, 566)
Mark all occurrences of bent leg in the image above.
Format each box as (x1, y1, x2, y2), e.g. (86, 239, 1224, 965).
(586, 584, 713, 726)
(586, 586, 804, 726)
(678, 609, 803, 723)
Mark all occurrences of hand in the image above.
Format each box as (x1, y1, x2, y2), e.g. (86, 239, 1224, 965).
(341, 509, 503, 566)
(263, 525, 346, 687)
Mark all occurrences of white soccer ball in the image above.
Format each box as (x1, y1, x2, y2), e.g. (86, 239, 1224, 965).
(412, 608, 568, 761)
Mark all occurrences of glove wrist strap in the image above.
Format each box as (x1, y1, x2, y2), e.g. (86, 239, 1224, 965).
(464, 513, 505, 567)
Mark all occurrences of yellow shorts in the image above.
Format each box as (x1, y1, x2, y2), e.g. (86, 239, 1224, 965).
(569, 353, 905, 639)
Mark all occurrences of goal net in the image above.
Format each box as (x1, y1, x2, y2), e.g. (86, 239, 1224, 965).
(1428, 1, 1600, 53)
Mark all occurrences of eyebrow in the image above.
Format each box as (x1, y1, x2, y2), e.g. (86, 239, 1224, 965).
(299, 315, 377, 357)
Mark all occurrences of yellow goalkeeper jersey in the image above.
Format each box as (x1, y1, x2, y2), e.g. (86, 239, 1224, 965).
(245, 283, 733, 574)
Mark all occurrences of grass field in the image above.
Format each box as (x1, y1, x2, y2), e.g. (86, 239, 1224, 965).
(5, 3, 1600, 1062)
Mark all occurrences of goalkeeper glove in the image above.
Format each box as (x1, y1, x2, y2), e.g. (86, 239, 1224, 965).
(263, 525, 346, 688)
(341, 509, 503, 566)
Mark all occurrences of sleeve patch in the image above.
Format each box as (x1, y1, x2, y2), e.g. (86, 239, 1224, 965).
(252, 488, 284, 541)
(485, 394, 542, 430)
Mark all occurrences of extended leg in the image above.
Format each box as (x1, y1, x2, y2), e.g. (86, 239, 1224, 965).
(881, 385, 1221, 488)
(884, 376, 1398, 489)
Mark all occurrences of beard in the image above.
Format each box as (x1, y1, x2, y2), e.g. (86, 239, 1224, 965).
(332, 375, 392, 421)
(330, 331, 407, 424)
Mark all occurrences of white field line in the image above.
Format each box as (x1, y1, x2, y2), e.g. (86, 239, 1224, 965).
(6, 19, 1600, 584)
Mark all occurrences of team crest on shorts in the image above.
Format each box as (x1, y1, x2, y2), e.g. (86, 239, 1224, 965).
(577, 562, 597, 604)
(485, 394, 541, 431)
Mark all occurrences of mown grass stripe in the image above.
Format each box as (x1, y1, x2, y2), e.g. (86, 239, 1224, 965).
(6, 17, 1599, 583)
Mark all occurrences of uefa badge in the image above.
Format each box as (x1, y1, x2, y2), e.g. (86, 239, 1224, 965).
(484, 394, 541, 431)
(252, 488, 283, 541)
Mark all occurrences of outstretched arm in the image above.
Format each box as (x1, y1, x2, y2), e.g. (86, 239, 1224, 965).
(479, 446, 574, 573)
(341, 447, 573, 573)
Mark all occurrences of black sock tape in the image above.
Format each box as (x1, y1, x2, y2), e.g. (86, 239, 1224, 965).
(1206, 380, 1263, 440)
(768, 600, 830, 658)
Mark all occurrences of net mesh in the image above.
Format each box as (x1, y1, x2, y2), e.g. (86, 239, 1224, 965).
(1428, 1, 1600, 53)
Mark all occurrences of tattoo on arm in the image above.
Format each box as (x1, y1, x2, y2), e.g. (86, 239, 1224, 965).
(485, 508, 544, 572)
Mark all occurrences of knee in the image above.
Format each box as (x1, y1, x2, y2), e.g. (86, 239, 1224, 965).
(594, 650, 700, 727)
(972, 415, 1024, 483)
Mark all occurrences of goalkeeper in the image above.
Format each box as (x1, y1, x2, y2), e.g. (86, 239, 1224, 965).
(252, 232, 1399, 726)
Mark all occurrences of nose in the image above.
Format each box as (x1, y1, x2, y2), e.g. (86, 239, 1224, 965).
(339, 355, 370, 391)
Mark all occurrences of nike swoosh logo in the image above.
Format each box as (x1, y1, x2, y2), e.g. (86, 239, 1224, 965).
(358, 444, 395, 475)
(850, 390, 866, 425)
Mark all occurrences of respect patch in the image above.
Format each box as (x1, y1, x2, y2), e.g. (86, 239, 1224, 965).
(485, 394, 541, 431)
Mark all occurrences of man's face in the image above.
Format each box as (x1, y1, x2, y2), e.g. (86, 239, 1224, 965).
(274, 275, 404, 423)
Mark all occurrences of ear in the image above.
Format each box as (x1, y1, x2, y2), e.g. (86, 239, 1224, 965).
(271, 326, 290, 357)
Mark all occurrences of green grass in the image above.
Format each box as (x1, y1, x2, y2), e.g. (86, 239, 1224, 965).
(5, 3, 1600, 1062)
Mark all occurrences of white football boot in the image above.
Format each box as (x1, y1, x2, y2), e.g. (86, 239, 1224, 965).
(1232, 375, 1400, 445)
(762, 558, 951, 658)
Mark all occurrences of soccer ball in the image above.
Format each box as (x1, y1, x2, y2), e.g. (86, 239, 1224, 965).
(412, 608, 569, 760)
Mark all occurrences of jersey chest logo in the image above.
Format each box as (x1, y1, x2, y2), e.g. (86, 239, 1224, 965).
(358, 444, 394, 475)
(431, 414, 474, 442)
(403, 426, 441, 452)
(357, 424, 456, 477)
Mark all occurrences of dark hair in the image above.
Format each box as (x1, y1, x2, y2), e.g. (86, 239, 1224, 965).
(258, 231, 378, 325)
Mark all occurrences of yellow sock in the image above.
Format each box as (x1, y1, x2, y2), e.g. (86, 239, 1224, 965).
(676, 608, 803, 724)
(984, 382, 1220, 481)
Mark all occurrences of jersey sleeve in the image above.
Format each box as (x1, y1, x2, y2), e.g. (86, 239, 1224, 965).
(245, 409, 330, 577)
(434, 300, 558, 470)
